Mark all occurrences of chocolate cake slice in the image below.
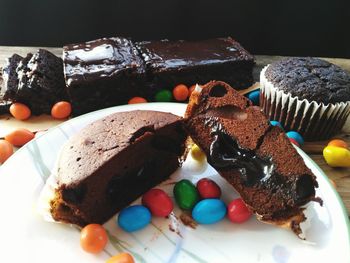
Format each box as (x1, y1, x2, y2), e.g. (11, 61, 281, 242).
(2, 53, 23, 100)
(63, 37, 146, 116)
(50, 110, 187, 226)
(185, 81, 321, 236)
(136, 37, 254, 93)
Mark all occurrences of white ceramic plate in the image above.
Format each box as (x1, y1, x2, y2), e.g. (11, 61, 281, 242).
(0, 103, 349, 263)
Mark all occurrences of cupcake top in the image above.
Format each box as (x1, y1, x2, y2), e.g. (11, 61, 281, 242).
(264, 57, 350, 104)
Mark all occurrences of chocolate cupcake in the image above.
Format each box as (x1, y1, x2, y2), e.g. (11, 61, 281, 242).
(260, 57, 350, 141)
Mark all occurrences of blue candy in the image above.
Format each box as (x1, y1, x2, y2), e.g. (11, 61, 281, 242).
(192, 199, 227, 224)
(117, 205, 151, 232)
(270, 120, 284, 130)
(247, 90, 260, 105)
(286, 131, 304, 145)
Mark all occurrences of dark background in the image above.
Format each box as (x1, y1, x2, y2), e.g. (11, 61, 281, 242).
(0, 0, 349, 58)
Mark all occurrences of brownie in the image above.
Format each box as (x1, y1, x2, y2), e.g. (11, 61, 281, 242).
(264, 57, 350, 104)
(2, 53, 23, 100)
(185, 81, 321, 236)
(50, 110, 187, 226)
(1, 49, 68, 115)
(63, 37, 146, 116)
(136, 37, 255, 95)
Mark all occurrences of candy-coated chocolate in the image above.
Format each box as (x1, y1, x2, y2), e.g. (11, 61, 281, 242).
(142, 188, 173, 217)
(51, 101, 72, 119)
(10, 103, 31, 120)
(192, 199, 227, 224)
(5, 128, 35, 147)
(106, 252, 135, 263)
(80, 224, 108, 254)
(323, 146, 350, 168)
(173, 84, 189, 101)
(128, 97, 147, 104)
(196, 178, 221, 199)
(328, 139, 348, 149)
(0, 140, 13, 164)
(270, 120, 283, 129)
(190, 144, 206, 162)
(247, 90, 260, 105)
(227, 198, 252, 223)
(117, 205, 151, 232)
(288, 138, 300, 147)
(173, 179, 199, 210)
(286, 131, 304, 145)
(155, 90, 173, 102)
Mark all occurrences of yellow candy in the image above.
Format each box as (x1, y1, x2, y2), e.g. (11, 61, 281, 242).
(191, 144, 206, 162)
(323, 146, 350, 168)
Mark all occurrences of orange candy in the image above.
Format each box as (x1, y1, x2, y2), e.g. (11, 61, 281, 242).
(328, 139, 348, 149)
(9, 103, 31, 120)
(0, 140, 14, 164)
(173, 84, 189, 101)
(5, 128, 35, 147)
(80, 224, 108, 254)
(51, 101, 72, 119)
(106, 252, 135, 263)
(128, 97, 147, 104)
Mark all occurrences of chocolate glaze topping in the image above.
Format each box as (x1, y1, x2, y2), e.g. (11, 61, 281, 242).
(137, 37, 254, 72)
(63, 37, 145, 86)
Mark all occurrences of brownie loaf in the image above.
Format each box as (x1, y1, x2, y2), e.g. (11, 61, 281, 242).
(63, 37, 146, 116)
(136, 37, 254, 93)
(264, 57, 350, 104)
(1, 49, 68, 115)
(185, 81, 321, 236)
(50, 110, 187, 226)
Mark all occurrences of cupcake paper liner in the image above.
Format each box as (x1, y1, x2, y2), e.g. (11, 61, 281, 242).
(260, 66, 350, 141)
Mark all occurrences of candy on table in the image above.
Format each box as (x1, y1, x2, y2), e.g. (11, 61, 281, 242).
(173, 179, 200, 210)
(323, 145, 350, 168)
(192, 199, 227, 224)
(51, 101, 72, 119)
(288, 138, 300, 147)
(227, 198, 252, 223)
(270, 120, 283, 129)
(190, 144, 206, 162)
(286, 131, 304, 146)
(5, 128, 35, 147)
(172, 84, 189, 101)
(0, 140, 14, 164)
(9, 102, 31, 120)
(80, 224, 108, 254)
(106, 252, 135, 263)
(155, 89, 173, 102)
(247, 90, 260, 105)
(196, 178, 221, 199)
(142, 188, 173, 217)
(128, 96, 147, 104)
(117, 205, 151, 232)
(328, 139, 348, 149)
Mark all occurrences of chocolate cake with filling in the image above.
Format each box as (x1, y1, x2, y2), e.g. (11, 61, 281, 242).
(185, 81, 321, 236)
(63, 37, 146, 116)
(1, 49, 68, 115)
(136, 37, 254, 94)
(50, 110, 187, 226)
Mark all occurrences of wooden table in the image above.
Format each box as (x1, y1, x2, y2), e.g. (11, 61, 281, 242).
(1, 46, 349, 215)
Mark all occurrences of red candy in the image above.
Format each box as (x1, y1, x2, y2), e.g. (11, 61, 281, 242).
(196, 178, 221, 199)
(289, 138, 300, 147)
(142, 188, 173, 217)
(227, 198, 252, 223)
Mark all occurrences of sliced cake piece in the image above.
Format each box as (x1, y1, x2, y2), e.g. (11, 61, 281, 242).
(50, 110, 187, 227)
(185, 81, 321, 236)
(2, 53, 23, 100)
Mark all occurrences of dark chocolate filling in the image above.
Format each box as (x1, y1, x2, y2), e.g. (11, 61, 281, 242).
(62, 184, 87, 204)
(205, 117, 315, 203)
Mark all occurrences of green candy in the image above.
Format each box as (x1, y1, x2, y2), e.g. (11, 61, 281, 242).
(155, 90, 173, 102)
(173, 179, 200, 210)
